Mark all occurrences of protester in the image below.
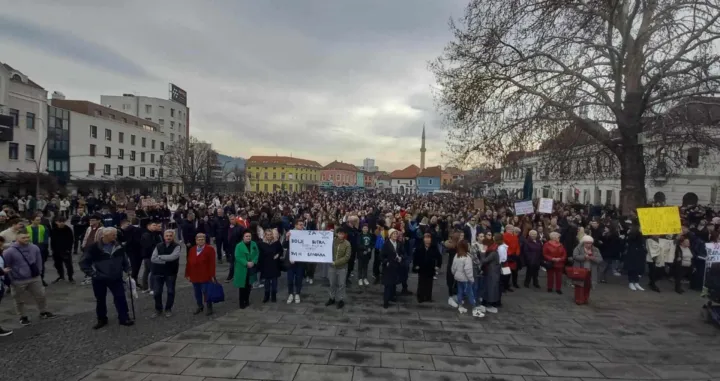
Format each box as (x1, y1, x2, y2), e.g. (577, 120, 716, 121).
(26, 214, 50, 286)
(257, 229, 282, 303)
(283, 219, 305, 304)
(150, 230, 181, 318)
(0, 236, 13, 336)
(140, 221, 162, 293)
(543, 232, 567, 294)
(185, 233, 217, 315)
(326, 227, 351, 309)
(414, 232, 441, 303)
(381, 228, 402, 309)
(233, 231, 258, 309)
(50, 216, 75, 283)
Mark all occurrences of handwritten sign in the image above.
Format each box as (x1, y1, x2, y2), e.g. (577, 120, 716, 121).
(538, 198, 554, 214)
(706, 243, 720, 264)
(473, 198, 485, 211)
(637, 206, 681, 236)
(288, 230, 334, 263)
(514, 200, 534, 215)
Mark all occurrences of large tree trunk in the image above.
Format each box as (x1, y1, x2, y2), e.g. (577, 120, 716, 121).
(619, 143, 647, 215)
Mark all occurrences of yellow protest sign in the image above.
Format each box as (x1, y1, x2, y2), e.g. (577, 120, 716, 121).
(637, 206, 682, 236)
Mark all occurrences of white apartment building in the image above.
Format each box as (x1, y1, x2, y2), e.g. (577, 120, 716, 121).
(101, 91, 188, 143)
(0, 62, 48, 181)
(362, 158, 378, 172)
(51, 99, 181, 194)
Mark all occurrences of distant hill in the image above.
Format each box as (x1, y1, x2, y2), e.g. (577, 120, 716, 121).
(216, 153, 246, 169)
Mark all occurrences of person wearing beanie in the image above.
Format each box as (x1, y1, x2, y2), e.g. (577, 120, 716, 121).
(381, 228, 403, 308)
(572, 235, 603, 288)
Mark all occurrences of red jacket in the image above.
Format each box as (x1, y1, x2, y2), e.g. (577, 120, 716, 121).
(542, 241, 567, 269)
(503, 232, 520, 270)
(185, 245, 216, 283)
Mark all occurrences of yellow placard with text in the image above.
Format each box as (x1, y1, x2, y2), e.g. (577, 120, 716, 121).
(637, 206, 682, 236)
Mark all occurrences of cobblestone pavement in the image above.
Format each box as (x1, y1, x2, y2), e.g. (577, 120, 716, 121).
(1, 257, 719, 381)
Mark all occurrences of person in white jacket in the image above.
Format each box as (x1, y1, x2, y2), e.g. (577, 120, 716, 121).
(451, 241, 484, 318)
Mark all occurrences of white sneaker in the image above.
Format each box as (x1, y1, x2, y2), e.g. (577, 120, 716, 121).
(363, 279, 370, 286)
(629, 283, 637, 291)
(308, 279, 314, 285)
(634, 283, 645, 291)
(485, 306, 498, 314)
(149, 290, 154, 296)
(448, 297, 459, 308)
(294, 294, 301, 303)
(458, 306, 468, 314)
(472, 308, 485, 318)
(476, 305, 486, 313)
(613, 271, 621, 276)
(359, 279, 364, 286)
(287, 295, 294, 304)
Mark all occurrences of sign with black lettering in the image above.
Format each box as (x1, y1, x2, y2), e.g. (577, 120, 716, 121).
(288, 230, 334, 263)
(169, 83, 187, 106)
(0, 115, 14, 142)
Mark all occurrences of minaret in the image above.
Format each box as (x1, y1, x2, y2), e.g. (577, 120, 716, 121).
(420, 124, 426, 170)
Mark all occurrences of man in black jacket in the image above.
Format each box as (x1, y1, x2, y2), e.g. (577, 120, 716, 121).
(212, 209, 230, 263)
(50, 216, 75, 283)
(71, 209, 89, 254)
(150, 230, 181, 317)
(120, 219, 143, 284)
(225, 215, 245, 282)
(79, 227, 134, 329)
(180, 212, 198, 250)
(140, 221, 162, 292)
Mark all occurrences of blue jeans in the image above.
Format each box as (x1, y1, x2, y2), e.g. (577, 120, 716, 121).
(383, 284, 395, 305)
(151, 274, 177, 312)
(192, 282, 211, 307)
(473, 275, 485, 302)
(92, 278, 130, 322)
(264, 277, 278, 294)
(456, 281, 475, 307)
(287, 266, 304, 295)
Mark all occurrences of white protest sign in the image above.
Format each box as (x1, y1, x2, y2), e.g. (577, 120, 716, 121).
(288, 230, 334, 263)
(706, 243, 720, 264)
(538, 198, 554, 214)
(514, 200, 534, 215)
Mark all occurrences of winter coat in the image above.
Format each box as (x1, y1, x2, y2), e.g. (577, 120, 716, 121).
(380, 239, 402, 286)
(599, 233, 623, 261)
(542, 241, 567, 269)
(79, 241, 130, 281)
(257, 241, 283, 279)
(185, 245, 216, 283)
(233, 241, 259, 288)
(414, 243, 441, 277)
(522, 239, 543, 267)
(572, 244, 603, 285)
(331, 239, 352, 269)
(50, 224, 74, 254)
(480, 247, 501, 303)
(451, 255, 474, 283)
(503, 232, 520, 270)
(180, 219, 198, 245)
(624, 232, 646, 276)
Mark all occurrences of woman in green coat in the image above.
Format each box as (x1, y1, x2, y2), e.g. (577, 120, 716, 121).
(234, 231, 259, 309)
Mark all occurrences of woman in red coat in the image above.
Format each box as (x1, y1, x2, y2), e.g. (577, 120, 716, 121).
(542, 232, 567, 294)
(502, 225, 521, 290)
(185, 233, 217, 315)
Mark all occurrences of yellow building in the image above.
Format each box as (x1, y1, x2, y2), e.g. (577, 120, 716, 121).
(246, 155, 322, 193)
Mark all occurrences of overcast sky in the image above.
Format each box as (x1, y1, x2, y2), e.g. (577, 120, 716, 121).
(0, 0, 467, 171)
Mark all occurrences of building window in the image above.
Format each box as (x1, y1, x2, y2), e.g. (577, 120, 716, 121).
(130, 150, 136, 161)
(90, 125, 97, 138)
(264, 172, 268, 180)
(131, 134, 136, 145)
(687, 147, 700, 168)
(109, 114, 115, 120)
(140, 167, 146, 177)
(170, 121, 175, 129)
(122, 104, 131, 110)
(141, 152, 146, 162)
(289, 184, 293, 192)
(273, 172, 277, 180)
(158, 119, 164, 126)
(159, 168, 164, 178)
(151, 139, 156, 149)
(9, 109, 19, 126)
(103, 129, 111, 141)
(8, 143, 18, 160)
(264, 184, 268, 192)
(170, 133, 174, 141)
(103, 164, 111, 176)
(118, 148, 124, 160)
(170, 108, 175, 117)
(160, 142, 165, 151)
(141, 137, 146, 147)
(89, 144, 96, 157)
(129, 166, 135, 176)
(429, 179, 433, 185)
(105, 146, 111, 158)
(122, 117, 127, 123)
(119, 132, 124, 143)
(281, 173, 285, 180)
(150, 168, 156, 177)
(26, 112, 35, 129)
(150, 153, 155, 163)
(145, 104, 152, 113)
(88, 163, 95, 175)
(117, 165, 124, 176)
(94, 109, 102, 117)
(25, 144, 35, 161)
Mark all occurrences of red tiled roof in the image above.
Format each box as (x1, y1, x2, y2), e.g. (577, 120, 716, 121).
(390, 164, 420, 179)
(323, 160, 358, 172)
(378, 174, 392, 181)
(247, 155, 322, 168)
(418, 166, 442, 178)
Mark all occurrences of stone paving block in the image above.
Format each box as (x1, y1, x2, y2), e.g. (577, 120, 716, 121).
(451, 343, 502, 357)
(276, 348, 331, 364)
(523, 377, 582, 381)
(606, 337, 658, 351)
(590, 362, 659, 379)
(180, 358, 247, 378)
(379, 327, 424, 340)
(538, 360, 602, 378)
(648, 364, 711, 379)
(464, 374, 524, 381)
(308, 335, 357, 350)
(381, 352, 435, 370)
(432, 355, 489, 373)
(174, 343, 234, 359)
(168, 331, 222, 344)
(357, 338, 404, 352)
(423, 329, 472, 343)
(360, 317, 403, 327)
(213, 332, 267, 345)
(328, 349, 381, 367)
(248, 323, 295, 334)
(353, 366, 410, 381)
(401, 319, 443, 329)
(260, 334, 312, 348)
(482, 324, 522, 335)
(79, 369, 149, 381)
(293, 324, 338, 336)
(224, 345, 281, 361)
(319, 315, 360, 326)
(293, 364, 353, 381)
(418, 310, 458, 321)
(133, 342, 189, 357)
(559, 336, 611, 348)
(96, 354, 145, 371)
(142, 374, 205, 381)
(336, 325, 380, 338)
(235, 361, 299, 380)
(440, 321, 486, 332)
(279, 313, 319, 324)
(510, 335, 564, 347)
(403, 340, 454, 355)
(198, 321, 254, 332)
(467, 333, 518, 345)
(548, 347, 607, 362)
(130, 355, 195, 375)
(498, 345, 555, 360)
(409, 370, 469, 381)
(482, 358, 547, 376)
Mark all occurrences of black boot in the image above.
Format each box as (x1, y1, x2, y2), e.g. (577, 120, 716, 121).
(193, 306, 204, 315)
(271, 292, 277, 302)
(325, 298, 335, 306)
(93, 319, 108, 330)
(262, 293, 270, 303)
(206, 304, 213, 316)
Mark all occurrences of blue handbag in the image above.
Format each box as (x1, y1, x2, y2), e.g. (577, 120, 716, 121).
(207, 282, 225, 304)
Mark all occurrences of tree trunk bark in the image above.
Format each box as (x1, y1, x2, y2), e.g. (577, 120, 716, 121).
(619, 143, 647, 215)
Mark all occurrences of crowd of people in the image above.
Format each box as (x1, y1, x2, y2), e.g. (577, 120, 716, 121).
(0, 189, 716, 334)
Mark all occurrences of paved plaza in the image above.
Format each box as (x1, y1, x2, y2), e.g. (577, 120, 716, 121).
(1, 259, 719, 381)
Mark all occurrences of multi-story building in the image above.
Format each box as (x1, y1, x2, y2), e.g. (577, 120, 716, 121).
(361, 158, 379, 172)
(46, 98, 71, 185)
(51, 99, 180, 194)
(321, 160, 359, 187)
(417, 166, 442, 194)
(390, 165, 420, 194)
(376, 174, 391, 191)
(0, 62, 48, 195)
(101, 85, 189, 143)
(363, 171, 378, 188)
(246, 156, 321, 193)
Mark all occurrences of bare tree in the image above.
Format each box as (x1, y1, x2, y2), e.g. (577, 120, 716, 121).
(432, 0, 720, 213)
(164, 136, 216, 191)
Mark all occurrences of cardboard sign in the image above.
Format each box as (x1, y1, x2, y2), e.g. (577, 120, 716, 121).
(637, 206, 682, 236)
(288, 230, 334, 263)
(514, 200, 534, 215)
(538, 198, 554, 214)
(473, 198, 485, 211)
